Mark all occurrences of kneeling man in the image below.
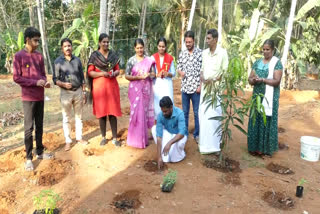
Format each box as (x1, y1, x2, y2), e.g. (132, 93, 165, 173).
(152, 96, 188, 169)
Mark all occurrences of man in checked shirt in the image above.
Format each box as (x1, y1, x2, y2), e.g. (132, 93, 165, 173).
(177, 30, 202, 144)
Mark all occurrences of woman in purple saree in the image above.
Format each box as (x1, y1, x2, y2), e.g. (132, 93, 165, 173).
(125, 39, 156, 148)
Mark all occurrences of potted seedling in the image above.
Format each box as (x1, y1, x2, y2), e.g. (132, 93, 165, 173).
(161, 169, 177, 193)
(296, 178, 307, 198)
(33, 189, 62, 214)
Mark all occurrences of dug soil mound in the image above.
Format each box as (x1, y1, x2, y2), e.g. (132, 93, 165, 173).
(83, 148, 105, 156)
(117, 128, 128, 142)
(262, 191, 295, 210)
(0, 190, 16, 206)
(36, 160, 72, 186)
(202, 154, 242, 173)
(123, 106, 131, 116)
(219, 172, 241, 186)
(112, 190, 141, 213)
(266, 162, 294, 175)
(82, 120, 98, 132)
(0, 148, 25, 173)
(143, 160, 167, 172)
(42, 132, 64, 151)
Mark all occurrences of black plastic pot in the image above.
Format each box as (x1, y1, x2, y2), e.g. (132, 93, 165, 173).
(296, 186, 304, 198)
(33, 208, 60, 214)
(161, 182, 175, 192)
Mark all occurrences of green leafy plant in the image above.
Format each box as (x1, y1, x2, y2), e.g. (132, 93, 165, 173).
(298, 178, 307, 186)
(33, 189, 62, 214)
(163, 169, 177, 185)
(203, 55, 266, 164)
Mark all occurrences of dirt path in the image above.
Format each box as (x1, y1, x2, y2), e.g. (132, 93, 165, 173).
(0, 78, 320, 214)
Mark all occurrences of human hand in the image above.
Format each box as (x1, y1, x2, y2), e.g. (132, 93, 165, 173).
(103, 72, 110, 78)
(64, 82, 72, 89)
(178, 70, 185, 78)
(82, 92, 87, 104)
(44, 81, 51, 88)
(36, 79, 46, 87)
(157, 156, 164, 171)
(113, 70, 120, 77)
(162, 142, 172, 156)
(254, 77, 264, 84)
(196, 86, 201, 93)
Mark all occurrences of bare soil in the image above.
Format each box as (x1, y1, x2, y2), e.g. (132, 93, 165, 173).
(83, 148, 105, 156)
(143, 160, 167, 172)
(0, 77, 320, 213)
(112, 190, 142, 213)
(266, 162, 294, 175)
(36, 159, 73, 186)
(262, 191, 295, 210)
(202, 154, 242, 173)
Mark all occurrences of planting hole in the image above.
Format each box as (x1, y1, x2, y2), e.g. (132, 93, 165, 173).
(37, 160, 72, 186)
(266, 162, 294, 175)
(143, 160, 167, 172)
(262, 191, 295, 210)
(112, 190, 141, 212)
(83, 148, 105, 156)
(202, 154, 242, 173)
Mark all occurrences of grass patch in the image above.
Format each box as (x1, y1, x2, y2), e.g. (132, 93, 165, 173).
(241, 152, 265, 168)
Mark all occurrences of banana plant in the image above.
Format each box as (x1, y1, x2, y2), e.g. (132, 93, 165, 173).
(60, 3, 99, 67)
(0, 31, 24, 73)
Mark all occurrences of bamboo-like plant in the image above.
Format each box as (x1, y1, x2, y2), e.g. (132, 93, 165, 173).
(202, 55, 266, 164)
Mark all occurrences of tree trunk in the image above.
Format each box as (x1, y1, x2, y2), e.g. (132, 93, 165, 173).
(187, 0, 197, 30)
(36, 0, 53, 74)
(28, 0, 35, 26)
(99, 0, 107, 34)
(141, 2, 148, 55)
(141, 2, 147, 36)
(218, 0, 223, 43)
(112, 0, 117, 48)
(268, 0, 278, 19)
(197, 22, 202, 48)
(180, 0, 188, 51)
(281, 0, 297, 68)
(106, 0, 113, 35)
(0, 0, 8, 29)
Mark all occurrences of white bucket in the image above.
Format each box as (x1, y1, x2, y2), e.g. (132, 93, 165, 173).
(300, 136, 320, 162)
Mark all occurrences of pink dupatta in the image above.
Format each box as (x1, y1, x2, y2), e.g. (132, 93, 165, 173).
(127, 57, 155, 148)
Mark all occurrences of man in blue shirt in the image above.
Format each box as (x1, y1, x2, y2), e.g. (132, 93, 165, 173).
(151, 96, 188, 169)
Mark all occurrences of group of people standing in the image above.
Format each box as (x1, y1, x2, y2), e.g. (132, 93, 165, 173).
(13, 26, 283, 171)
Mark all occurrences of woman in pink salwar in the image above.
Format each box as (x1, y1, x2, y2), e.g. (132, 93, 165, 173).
(125, 39, 156, 148)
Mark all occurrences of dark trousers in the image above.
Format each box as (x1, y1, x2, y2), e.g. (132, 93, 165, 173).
(182, 92, 200, 138)
(23, 101, 44, 160)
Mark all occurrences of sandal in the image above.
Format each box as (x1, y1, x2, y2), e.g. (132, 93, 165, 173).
(100, 138, 107, 146)
(37, 153, 54, 160)
(112, 139, 121, 147)
(25, 160, 34, 171)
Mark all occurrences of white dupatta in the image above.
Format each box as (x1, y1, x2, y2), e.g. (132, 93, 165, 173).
(262, 56, 279, 116)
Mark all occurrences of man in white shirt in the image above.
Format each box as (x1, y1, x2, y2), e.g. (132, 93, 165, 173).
(199, 29, 228, 154)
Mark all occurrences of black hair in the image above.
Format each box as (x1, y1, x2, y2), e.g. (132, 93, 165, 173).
(184, 30, 195, 40)
(60, 38, 72, 46)
(207, 29, 218, 38)
(24, 27, 41, 44)
(134, 38, 144, 47)
(157, 37, 167, 46)
(159, 96, 173, 108)
(263, 39, 275, 50)
(99, 33, 109, 43)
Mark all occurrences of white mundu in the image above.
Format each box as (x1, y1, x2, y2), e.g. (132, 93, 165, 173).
(199, 46, 228, 154)
(151, 125, 187, 162)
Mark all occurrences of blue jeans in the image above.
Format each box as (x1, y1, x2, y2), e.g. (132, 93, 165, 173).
(182, 92, 200, 138)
